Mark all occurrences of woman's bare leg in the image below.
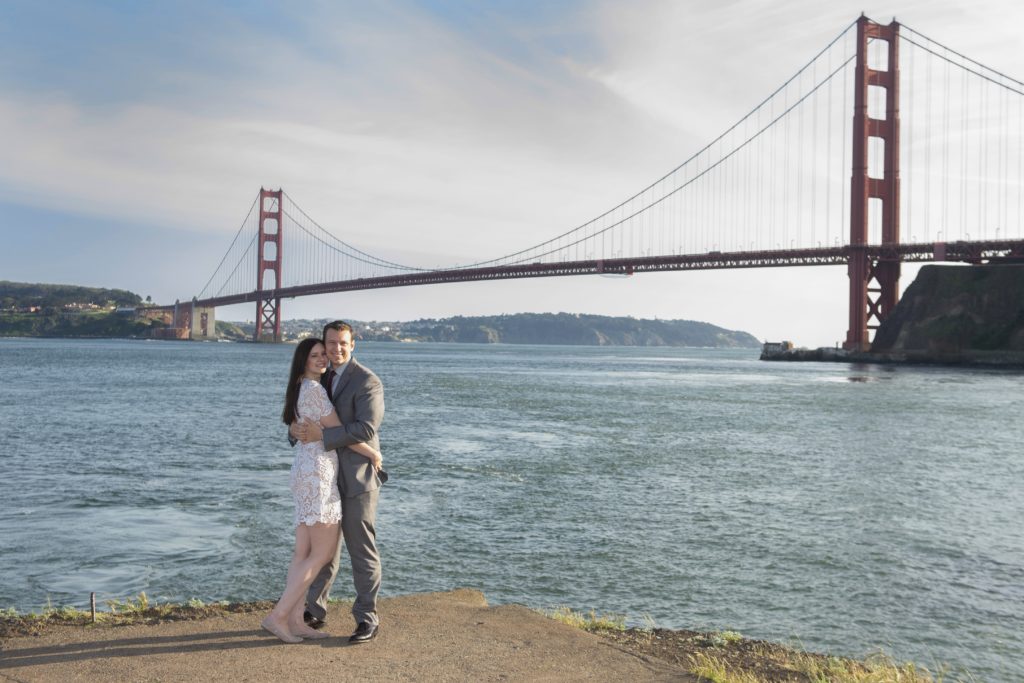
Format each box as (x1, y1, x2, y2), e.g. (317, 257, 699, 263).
(287, 527, 336, 639)
(263, 522, 340, 642)
(262, 525, 312, 643)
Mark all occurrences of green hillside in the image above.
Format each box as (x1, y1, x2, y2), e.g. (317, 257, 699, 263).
(275, 313, 761, 348)
(0, 281, 142, 309)
(0, 281, 159, 338)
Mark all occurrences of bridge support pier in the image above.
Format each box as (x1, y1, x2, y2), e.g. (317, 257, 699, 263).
(255, 188, 284, 342)
(190, 304, 216, 339)
(845, 16, 901, 351)
(154, 299, 217, 340)
(172, 299, 191, 340)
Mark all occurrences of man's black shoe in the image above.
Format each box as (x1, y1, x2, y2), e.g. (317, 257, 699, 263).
(303, 610, 326, 630)
(348, 622, 378, 643)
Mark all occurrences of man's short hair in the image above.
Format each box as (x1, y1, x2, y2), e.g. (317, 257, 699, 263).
(322, 320, 354, 340)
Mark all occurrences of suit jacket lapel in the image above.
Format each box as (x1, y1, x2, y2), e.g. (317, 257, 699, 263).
(334, 360, 357, 398)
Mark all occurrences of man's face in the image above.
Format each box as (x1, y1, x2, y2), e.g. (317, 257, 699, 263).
(324, 328, 354, 367)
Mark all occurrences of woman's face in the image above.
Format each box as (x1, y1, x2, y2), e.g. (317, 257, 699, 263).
(305, 342, 328, 376)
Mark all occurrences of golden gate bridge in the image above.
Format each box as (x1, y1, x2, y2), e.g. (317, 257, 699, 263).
(150, 16, 1024, 349)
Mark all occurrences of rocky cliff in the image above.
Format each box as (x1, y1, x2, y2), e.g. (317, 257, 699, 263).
(870, 264, 1024, 365)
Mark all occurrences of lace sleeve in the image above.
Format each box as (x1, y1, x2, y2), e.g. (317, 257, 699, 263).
(297, 380, 331, 421)
(313, 382, 333, 419)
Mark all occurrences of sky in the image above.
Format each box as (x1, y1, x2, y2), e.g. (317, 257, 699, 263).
(2, 0, 1023, 347)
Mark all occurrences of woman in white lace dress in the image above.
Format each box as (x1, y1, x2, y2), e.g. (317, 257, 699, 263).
(261, 338, 383, 643)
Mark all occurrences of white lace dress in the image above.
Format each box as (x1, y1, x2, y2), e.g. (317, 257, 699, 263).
(290, 379, 342, 527)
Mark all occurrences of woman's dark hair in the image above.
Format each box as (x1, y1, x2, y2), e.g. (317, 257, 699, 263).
(282, 338, 324, 425)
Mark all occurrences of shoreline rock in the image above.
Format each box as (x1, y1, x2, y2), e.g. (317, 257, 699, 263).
(761, 345, 1024, 368)
(762, 264, 1024, 369)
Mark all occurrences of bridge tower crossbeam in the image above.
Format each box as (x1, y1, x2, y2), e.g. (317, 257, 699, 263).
(845, 16, 901, 351)
(255, 188, 283, 342)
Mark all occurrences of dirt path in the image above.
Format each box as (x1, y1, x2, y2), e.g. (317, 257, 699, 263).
(0, 589, 693, 682)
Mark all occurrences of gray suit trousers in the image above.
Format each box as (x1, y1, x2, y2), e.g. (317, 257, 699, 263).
(306, 489, 380, 627)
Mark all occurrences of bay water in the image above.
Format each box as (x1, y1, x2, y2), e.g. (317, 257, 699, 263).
(0, 338, 1021, 680)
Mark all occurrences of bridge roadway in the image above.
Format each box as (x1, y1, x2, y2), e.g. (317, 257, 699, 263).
(154, 239, 1024, 312)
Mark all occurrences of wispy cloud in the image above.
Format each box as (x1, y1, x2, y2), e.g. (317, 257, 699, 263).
(0, 2, 669, 252)
(2, 0, 1023, 344)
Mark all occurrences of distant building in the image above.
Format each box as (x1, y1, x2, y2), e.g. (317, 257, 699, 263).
(762, 340, 794, 354)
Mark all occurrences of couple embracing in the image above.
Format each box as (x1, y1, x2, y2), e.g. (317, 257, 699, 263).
(261, 321, 387, 644)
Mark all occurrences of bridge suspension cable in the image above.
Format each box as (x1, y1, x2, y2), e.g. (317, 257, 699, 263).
(195, 191, 431, 301)
(191, 15, 1024, 310)
(196, 196, 259, 301)
(439, 18, 862, 269)
(899, 22, 1024, 245)
(281, 192, 426, 273)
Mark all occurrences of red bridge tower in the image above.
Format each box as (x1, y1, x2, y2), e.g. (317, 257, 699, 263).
(256, 188, 283, 342)
(845, 16, 901, 350)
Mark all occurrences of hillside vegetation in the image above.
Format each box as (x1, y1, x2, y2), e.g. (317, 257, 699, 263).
(0, 281, 141, 309)
(276, 313, 761, 347)
(1, 281, 761, 347)
(0, 281, 159, 338)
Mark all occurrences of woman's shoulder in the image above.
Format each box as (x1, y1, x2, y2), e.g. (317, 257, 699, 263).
(299, 378, 327, 395)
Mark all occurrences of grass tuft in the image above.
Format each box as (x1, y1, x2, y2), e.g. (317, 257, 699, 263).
(685, 646, 957, 683)
(595, 626, 974, 683)
(689, 652, 761, 683)
(700, 630, 744, 647)
(786, 650, 945, 683)
(544, 606, 626, 633)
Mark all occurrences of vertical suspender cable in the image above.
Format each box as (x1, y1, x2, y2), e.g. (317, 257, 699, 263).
(783, 86, 790, 248)
(943, 52, 951, 240)
(961, 70, 968, 238)
(1002, 80, 1009, 236)
(810, 55, 818, 247)
(979, 78, 986, 237)
(925, 46, 933, 239)
(909, 38, 917, 240)
(844, 36, 851, 248)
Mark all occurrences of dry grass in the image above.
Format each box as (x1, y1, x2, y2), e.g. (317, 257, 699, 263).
(592, 626, 972, 683)
(542, 606, 627, 633)
(688, 649, 948, 683)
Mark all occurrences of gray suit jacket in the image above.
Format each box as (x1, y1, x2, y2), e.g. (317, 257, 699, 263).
(320, 358, 385, 498)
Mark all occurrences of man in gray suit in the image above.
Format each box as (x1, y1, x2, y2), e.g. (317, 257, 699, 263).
(291, 320, 385, 643)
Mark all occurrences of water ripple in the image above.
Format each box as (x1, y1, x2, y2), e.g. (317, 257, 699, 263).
(1, 339, 1022, 681)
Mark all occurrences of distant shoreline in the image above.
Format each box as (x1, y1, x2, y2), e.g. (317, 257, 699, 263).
(2, 311, 762, 348)
(1, 334, 760, 350)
